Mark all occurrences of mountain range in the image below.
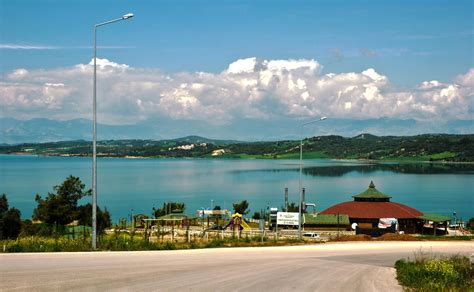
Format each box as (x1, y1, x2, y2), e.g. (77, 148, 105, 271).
(0, 117, 472, 144)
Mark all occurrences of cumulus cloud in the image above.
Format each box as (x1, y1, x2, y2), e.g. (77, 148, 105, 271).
(1, 57, 473, 124)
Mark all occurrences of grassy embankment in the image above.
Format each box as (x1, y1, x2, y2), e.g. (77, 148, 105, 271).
(1, 232, 305, 253)
(395, 251, 473, 291)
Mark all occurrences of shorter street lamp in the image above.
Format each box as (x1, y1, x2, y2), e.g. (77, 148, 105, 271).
(298, 117, 327, 240)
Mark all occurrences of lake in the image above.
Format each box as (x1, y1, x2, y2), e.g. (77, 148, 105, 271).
(1, 155, 473, 222)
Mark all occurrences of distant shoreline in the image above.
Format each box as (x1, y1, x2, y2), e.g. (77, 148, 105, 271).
(2, 152, 474, 165)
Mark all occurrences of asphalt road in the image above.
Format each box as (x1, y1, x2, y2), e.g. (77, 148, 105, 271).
(1, 241, 472, 291)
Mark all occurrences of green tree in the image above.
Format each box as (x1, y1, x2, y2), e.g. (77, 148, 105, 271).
(232, 200, 249, 215)
(212, 205, 222, 219)
(33, 176, 91, 225)
(0, 194, 8, 214)
(0, 194, 22, 239)
(77, 204, 112, 233)
(282, 202, 300, 212)
(153, 202, 186, 218)
(252, 211, 261, 220)
(467, 217, 474, 232)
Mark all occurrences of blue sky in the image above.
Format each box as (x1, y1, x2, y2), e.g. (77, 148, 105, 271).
(2, 0, 472, 85)
(1, 0, 473, 138)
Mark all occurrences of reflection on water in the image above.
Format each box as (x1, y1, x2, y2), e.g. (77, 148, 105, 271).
(303, 162, 474, 176)
(237, 162, 474, 177)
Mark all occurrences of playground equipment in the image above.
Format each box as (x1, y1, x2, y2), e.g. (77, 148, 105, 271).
(224, 213, 251, 232)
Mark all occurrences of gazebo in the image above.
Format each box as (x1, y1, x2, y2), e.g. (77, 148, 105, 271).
(320, 181, 424, 234)
(418, 214, 451, 235)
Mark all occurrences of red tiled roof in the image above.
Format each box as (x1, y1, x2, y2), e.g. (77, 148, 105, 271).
(320, 201, 423, 219)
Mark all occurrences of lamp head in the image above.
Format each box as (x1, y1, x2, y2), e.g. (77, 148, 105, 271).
(122, 13, 134, 20)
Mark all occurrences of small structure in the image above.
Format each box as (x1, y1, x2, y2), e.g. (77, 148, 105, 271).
(303, 213, 350, 230)
(320, 181, 424, 234)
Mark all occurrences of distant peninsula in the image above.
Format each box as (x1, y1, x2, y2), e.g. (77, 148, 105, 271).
(1, 134, 473, 162)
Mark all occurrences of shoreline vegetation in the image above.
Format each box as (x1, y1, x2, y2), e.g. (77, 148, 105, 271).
(1, 133, 473, 162)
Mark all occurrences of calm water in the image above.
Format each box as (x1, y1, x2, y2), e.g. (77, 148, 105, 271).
(1, 155, 473, 222)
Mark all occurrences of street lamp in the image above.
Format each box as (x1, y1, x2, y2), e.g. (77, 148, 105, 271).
(92, 13, 134, 249)
(298, 116, 327, 240)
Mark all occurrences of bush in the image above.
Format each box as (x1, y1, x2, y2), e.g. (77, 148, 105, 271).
(395, 255, 473, 291)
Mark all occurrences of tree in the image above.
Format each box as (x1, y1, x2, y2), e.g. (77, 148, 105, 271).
(252, 211, 261, 220)
(153, 202, 186, 218)
(284, 202, 300, 212)
(77, 204, 112, 233)
(232, 200, 249, 215)
(212, 205, 222, 219)
(33, 176, 91, 225)
(0, 194, 8, 214)
(0, 194, 22, 239)
(467, 218, 474, 232)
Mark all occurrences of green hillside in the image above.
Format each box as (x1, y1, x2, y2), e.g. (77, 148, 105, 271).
(1, 134, 473, 162)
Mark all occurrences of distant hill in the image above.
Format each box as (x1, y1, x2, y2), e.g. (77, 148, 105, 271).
(170, 135, 243, 145)
(1, 134, 473, 162)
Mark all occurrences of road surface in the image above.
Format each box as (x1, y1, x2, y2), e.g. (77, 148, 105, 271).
(1, 241, 472, 291)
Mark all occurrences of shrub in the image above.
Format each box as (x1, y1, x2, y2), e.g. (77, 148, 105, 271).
(395, 255, 473, 291)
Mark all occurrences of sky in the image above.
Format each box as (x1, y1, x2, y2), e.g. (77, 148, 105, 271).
(1, 0, 473, 138)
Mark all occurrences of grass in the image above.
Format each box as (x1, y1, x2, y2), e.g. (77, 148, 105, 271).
(416, 235, 474, 241)
(276, 151, 329, 159)
(0, 233, 304, 253)
(395, 251, 473, 291)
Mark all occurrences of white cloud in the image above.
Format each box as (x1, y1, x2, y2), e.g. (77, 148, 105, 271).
(455, 68, 474, 87)
(1, 57, 473, 124)
(227, 57, 259, 74)
(8, 69, 29, 80)
(0, 44, 59, 50)
(0, 44, 132, 50)
(87, 58, 129, 70)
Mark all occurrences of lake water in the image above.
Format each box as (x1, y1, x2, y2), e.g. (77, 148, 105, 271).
(1, 154, 473, 222)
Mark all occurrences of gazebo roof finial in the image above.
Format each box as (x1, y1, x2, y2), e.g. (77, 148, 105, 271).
(352, 180, 391, 201)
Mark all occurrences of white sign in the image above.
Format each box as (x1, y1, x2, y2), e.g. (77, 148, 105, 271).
(277, 212, 299, 226)
(196, 209, 231, 217)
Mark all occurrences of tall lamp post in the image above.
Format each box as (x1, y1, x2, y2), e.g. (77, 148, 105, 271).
(92, 13, 134, 249)
(298, 117, 327, 240)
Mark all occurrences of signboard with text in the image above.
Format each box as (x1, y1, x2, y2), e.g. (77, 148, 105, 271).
(277, 212, 299, 226)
